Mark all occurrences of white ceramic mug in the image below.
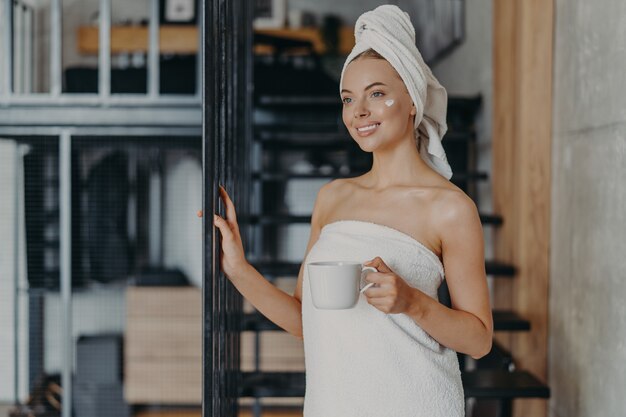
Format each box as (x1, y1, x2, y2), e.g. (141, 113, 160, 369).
(307, 261, 378, 309)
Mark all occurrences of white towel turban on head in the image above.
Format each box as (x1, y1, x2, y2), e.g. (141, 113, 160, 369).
(339, 4, 452, 180)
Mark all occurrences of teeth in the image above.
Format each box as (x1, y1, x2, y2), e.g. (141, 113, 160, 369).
(357, 123, 379, 132)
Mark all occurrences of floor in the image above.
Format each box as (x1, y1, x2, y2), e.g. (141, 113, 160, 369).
(238, 411, 301, 417)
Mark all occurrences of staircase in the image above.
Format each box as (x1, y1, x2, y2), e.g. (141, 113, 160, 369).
(243, 37, 550, 417)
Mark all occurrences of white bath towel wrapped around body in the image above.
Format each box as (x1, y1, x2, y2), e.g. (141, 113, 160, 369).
(302, 220, 464, 417)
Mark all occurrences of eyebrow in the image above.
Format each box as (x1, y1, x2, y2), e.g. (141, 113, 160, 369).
(341, 82, 387, 94)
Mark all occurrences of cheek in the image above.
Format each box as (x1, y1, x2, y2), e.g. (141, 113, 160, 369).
(341, 99, 408, 128)
(342, 108, 351, 127)
(372, 99, 405, 119)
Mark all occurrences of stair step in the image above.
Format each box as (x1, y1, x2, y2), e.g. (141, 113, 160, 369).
(476, 340, 515, 371)
(446, 96, 483, 130)
(242, 213, 502, 227)
(485, 261, 516, 276)
(239, 370, 549, 399)
(242, 310, 529, 333)
(251, 260, 516, 277)
(462, 370, 549, 399)
(492, 311, 530, 331)
(479, 214, 503, 226)
(240, 372, 304, 398)
(447, 96, 483, 114)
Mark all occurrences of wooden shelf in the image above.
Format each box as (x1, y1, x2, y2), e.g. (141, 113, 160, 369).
(255, 26, 355, 55)
(77, 25, 354, 55)
(78, 25, 198, 55)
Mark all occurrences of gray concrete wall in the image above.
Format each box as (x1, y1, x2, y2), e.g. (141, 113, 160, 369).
(549, 0, 626, 416)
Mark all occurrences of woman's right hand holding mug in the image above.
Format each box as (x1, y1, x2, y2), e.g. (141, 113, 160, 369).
(198, 185, 250, 281)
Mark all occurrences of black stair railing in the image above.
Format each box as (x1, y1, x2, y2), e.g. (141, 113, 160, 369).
(241, 28, 550, 417)
(242, 91, 548, 417)
(202, 0, 253, 416)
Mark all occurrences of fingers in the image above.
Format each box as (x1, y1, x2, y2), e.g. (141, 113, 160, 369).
(363, 275, 389, 299)
(218, 185, 238, 222)
(364, 256, 392, 273)
(366, 297, 396, 314)
(213, 213, 235, 241)
(197, 186, 237, 221)
(363, 270, 387, 285)
(218, 185, 242, 239)
(363, 271, 398, 298)
(362, 286, 389, 298)
(363, 278, 393, 296)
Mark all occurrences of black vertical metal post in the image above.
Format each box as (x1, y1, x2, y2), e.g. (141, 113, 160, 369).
(202, 0, 253, 416)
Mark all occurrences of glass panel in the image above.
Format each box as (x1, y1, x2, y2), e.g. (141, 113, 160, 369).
(62, 0, 102, 94)
(106, 0, 151, 94)
(0, 138, 64, 414)
(70, 136, 203, 415)
(3, 136, 203, 416)
(158, 0, 198, 95)
(7, 0, 49, 94)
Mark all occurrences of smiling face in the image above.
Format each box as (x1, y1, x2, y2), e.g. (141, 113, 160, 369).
(341, 57, 417, 152)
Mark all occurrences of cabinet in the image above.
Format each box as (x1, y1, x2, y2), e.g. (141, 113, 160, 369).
(125, 286, 202, 405)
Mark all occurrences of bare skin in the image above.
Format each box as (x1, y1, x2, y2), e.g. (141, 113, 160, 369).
(203, 56, 493, 359)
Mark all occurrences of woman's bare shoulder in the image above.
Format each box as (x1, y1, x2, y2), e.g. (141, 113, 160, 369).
(427, 186, 480, 228)
(314, 178, 364, 224)
(322, 177, 359, 199)
(314, 179, 351, 222)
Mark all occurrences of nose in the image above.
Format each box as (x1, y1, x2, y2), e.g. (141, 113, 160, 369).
(353, 98, 370, 118)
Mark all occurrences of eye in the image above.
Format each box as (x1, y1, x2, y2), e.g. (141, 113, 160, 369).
(342, 97, 352, 104)
(371, 91, 384, 98)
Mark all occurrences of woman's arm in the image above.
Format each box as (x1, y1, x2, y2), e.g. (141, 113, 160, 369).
(227, 263, 305, 338)
(211, 183, 327, 339)
(363, 191, 493, 359)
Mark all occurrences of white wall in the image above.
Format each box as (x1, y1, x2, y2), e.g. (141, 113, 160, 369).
(44, 288, 127, 374)
(0, 141, 17, 402)
(431, 0, 493, 215)
(549, 0, 626, 416)
(430, 0, 494, 285)
(0, 141, 30, 403)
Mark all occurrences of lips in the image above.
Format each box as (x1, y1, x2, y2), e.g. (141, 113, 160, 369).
(355, 122, 381, 136)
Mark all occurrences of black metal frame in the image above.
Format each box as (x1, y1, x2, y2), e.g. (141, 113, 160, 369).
(202, 0, 253, 415)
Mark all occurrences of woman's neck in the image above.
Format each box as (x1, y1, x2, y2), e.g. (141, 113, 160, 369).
(363, 138, 435, 190)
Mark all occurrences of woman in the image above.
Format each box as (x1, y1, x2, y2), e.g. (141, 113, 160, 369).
(207, 5, 492, 416)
